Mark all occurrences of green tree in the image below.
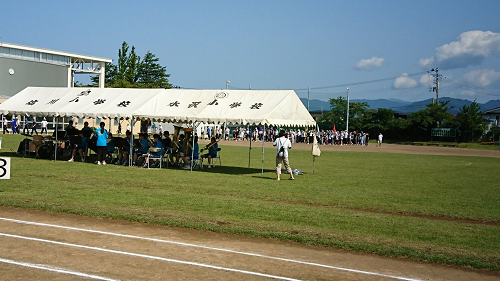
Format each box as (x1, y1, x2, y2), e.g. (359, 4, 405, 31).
(317, 96, 369, 131)
(91, 41, 171, 88)
(347, 101, 369, 131)
(363, 108, 399, 138)
(318, 96, 347, 130)
(408, 101, 454, 141)
(136, 51, 171, 88)
(119, 41, 140, 83)
(454, 100, 485, 142)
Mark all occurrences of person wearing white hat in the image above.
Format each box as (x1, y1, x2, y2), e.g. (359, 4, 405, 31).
(41, 117, 48, 135)
(2, 117, 9, 134)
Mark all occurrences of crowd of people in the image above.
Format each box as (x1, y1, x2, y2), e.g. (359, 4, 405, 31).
(63, 121, 219, 170)
(224, 126, 373, 146)
(2, 116, 49, 135)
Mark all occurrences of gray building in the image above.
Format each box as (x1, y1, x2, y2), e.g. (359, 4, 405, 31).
(1, 42, 111, 131)
(0, 42, 111, 98)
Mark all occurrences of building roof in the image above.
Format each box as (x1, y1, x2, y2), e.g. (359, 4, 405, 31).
(0, 42, 111, 63)
(483, 107, 500, 114)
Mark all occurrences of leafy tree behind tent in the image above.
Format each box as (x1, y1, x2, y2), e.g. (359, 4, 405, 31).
(453, 100, 485, 142)
(407, 101, 454, 141)
(90, 41, 172, 89)
(314, 97, 487, 143)
(317, 96, 369, 131)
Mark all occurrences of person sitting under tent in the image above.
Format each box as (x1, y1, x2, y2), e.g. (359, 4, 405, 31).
(171, 134, 185, 166)
(201, 137, 218, 168)
(68, 130, 86, 162)
(143, 134, 163, 168)
(115, 130, 133, 165)
(132, 133, 149, 166)
(182, 135, 199, 169)
(162, 131, 172, 162)
(106, 132, 116, 163)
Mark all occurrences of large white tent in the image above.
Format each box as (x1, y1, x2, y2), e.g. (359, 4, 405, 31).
(0, 87, 316, 174)
(0, 87, 316, 127)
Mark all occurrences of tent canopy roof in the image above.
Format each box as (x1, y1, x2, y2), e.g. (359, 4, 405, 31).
(0, 87, 316, 127)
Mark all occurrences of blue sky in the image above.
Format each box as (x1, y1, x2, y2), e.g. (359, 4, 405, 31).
(1, 1, 500, 103)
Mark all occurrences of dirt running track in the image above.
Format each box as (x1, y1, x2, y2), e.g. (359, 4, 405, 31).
(216, 139, 500, 158)
(1, 142, 500, 280)
(1, 207, 499, 281)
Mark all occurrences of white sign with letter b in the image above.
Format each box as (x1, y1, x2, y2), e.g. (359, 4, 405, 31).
(0, 157, 11, 179)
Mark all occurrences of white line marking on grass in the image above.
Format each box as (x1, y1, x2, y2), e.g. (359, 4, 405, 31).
(0, 232, 303, 281)
(0, 257, 122, 281)
(0, 217, 425, 281)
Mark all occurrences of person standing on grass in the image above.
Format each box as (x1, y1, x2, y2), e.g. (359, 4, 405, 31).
(3, 117, 9, 134)
(31, 118, 38, 135)
(12, 117, 19, 134)
(378, 132, 383, 147)
(41, 118, 48, 135)
(23, 118, 29, 134)
(95, 122, 109, 165)
(273, 130, 294, 181)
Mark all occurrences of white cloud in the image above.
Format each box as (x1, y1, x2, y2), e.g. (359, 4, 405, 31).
(419, 57, 434, 68)
(463, 69, 500, 87)
(437, 31, 500, 60)
(434, 30, 500, 69)
(394, 73, 418, 89)
(420, 74, 433, 85)
(354, 56, 384, 70)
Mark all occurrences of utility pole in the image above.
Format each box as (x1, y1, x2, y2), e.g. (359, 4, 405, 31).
(429, 68, 442, 104)
(435, 68, 439, 104)
(307, 87, 310, 111)
(346, 87, 350, 132)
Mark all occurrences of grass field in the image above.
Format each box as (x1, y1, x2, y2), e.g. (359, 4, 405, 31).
(0, 134, 499, 271)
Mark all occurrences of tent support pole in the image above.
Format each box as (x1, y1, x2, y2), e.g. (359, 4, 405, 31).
(54, 118, 58, 161)
(248, 126, 252, 169)
(129, 118, 134, 167)
(191, 122, 199, 172)
(261, 124, 265, 178)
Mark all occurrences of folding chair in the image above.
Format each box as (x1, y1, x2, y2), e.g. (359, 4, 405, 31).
(162, 151, 171, 168)
(191, 157, 203, 169)
(147, 147, 163, 169)
(212, 148, 221, 167)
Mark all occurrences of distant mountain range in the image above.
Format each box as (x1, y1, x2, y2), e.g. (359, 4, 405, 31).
(301, 97, 500, 115)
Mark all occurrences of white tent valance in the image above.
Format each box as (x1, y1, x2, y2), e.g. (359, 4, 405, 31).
(0, 87, 316, 127)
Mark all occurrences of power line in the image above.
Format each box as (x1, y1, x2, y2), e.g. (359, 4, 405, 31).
(225, 71, 428, 92)
(443, 78, 500, 97)
(293, 71, 428, 91)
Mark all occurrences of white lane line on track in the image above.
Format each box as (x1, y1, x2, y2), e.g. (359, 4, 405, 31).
(0, 217, 424, 281)
(0, 257, 122, 281)
(0, 232, 303, 281)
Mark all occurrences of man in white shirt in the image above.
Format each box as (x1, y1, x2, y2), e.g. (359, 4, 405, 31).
(273, 130, 294, 181)
(377, 133, 383, 147)
(41, 118, 48, 135)
(3, 117, 9, 134)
